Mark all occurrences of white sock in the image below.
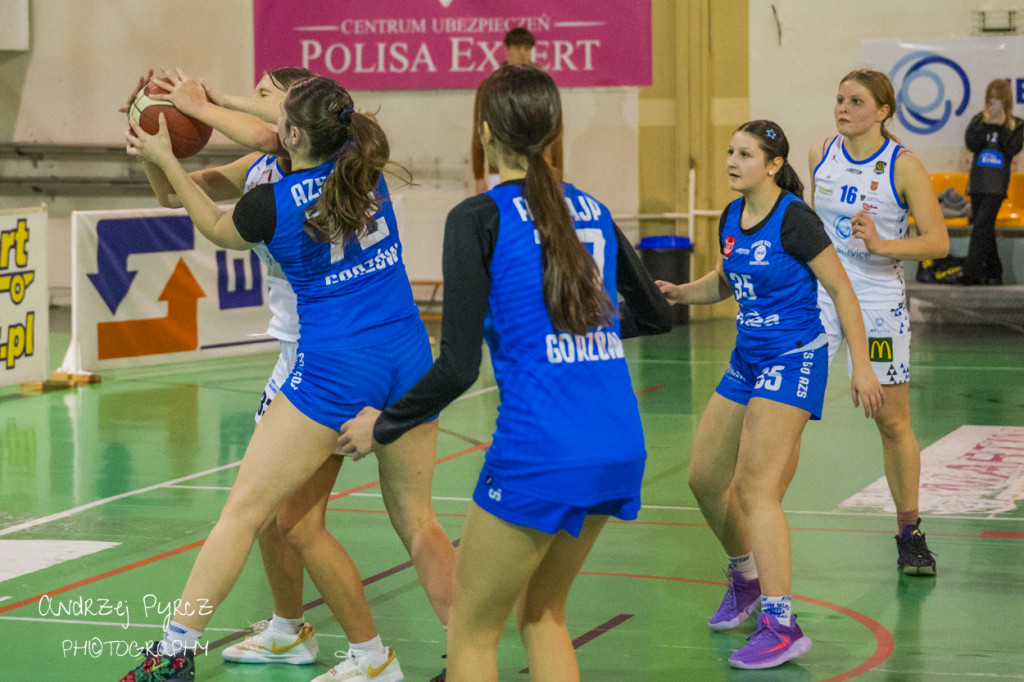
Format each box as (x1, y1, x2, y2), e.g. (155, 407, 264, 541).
(349, 634, 387, 657)
(728, 553, 758, 581)
(760, 595, 792, 626)
(271, 613, 303, 635)
(160, 621, 202, 656)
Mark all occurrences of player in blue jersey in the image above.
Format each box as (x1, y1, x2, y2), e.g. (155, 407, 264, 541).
(810, 70, 948, 576)
(121, 76, 433, 682)
(136, 68, 456, 673)
(337, 64, 672, 682)
(658, 120, 884, 670)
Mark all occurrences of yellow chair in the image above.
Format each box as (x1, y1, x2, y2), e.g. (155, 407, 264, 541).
(995, 174, 1024, 228)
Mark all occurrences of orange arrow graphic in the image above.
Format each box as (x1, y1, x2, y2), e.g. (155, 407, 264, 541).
(97, 259, 207, 360)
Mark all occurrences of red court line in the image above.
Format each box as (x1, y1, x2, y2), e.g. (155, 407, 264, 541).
(520, 613, 634, 674)
(982, 531, 1024, 539)
(579, 571, 893, 681)
(0, 540, 206, 616)
(635, 384, 665, 395)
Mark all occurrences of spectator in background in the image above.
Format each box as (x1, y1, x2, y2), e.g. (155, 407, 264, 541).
(963, 78, 1024, 285)
(471, 27, 563, 194)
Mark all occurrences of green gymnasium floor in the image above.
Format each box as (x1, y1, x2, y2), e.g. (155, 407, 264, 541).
(1, 313, 1022, 681)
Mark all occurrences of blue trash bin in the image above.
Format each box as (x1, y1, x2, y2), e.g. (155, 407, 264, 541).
(637, 235, 691, 325)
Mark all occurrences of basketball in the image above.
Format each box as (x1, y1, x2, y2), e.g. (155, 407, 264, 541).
(129, 80, 213, 159)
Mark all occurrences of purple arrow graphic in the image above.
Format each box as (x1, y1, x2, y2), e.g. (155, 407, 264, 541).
(87, 216, 195, 314)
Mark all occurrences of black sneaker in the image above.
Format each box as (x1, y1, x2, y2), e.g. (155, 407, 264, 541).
(119, 641, 195, 681)
(895, 519, 937, 576)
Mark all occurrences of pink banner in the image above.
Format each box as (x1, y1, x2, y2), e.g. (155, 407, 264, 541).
(253, 0, 651, 90)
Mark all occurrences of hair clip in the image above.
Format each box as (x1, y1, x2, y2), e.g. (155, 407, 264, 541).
(766, 128, 777, 140)
(338, 106, 354, 125)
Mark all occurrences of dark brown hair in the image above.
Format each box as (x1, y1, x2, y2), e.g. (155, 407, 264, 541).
(840, 69, 901, 143)
(478, 64, 613, 335)
(504, 27, 536, 48)
(284, 76, 388, 244)
(735, 119, 804, 200)
(267, 67, 317, 90)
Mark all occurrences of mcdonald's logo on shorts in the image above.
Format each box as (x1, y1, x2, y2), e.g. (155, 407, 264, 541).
(869, 337, 893, 362)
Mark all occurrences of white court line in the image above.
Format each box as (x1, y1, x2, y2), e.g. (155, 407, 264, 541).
(454, 386, 497, 401)
(640, 504, 1024, 523)
(0, 596, 10, 603)
(0, 462, 242, 538)
(0, 616, 245, 632)
(163, 486, 474, 503)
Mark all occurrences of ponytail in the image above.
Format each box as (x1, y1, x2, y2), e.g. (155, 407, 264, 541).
(775, 159, 804, 200)
(310, 111, 389, 244)
(524, 145, 614, 336)
(480, 64, 613, 335)
(283, 76, 399, 245)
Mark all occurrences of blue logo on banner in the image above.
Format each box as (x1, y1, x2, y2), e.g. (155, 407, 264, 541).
(889, 51, 970, 135)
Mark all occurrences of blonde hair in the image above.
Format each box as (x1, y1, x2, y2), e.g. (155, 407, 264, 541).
(985, 79, 1015, 128)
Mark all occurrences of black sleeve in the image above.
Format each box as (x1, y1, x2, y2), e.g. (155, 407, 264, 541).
(614, 224, 673, 338)
(781, 200, 833, 262)
(373, 194, 499, 445)
(964, 113, 988, 152)
(1005, 118, 1024, 158)
(233, 184, 277, 244)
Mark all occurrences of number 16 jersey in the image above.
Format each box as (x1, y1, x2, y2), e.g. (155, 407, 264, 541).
(812, 135, 908, 308)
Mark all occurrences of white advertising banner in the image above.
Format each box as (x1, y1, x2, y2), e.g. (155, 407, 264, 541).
(861, 37, 1024, 171)
(61, 207, 276, 373)
(0, 206, 48, 387)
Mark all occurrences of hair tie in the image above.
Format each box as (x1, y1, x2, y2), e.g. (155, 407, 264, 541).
(338, 106, 354, 126)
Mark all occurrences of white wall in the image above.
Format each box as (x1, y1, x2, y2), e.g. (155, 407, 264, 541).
(748, 0, 994, 189)
(0, 1, 637, 296)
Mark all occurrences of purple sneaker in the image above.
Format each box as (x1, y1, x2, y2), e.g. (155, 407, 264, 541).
(708, 569, 760, 631)
(728, 612, 812, 669)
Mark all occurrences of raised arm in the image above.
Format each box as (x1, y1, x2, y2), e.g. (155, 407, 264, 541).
(127, 114, 256, 251)
(151, 69, 283, 155)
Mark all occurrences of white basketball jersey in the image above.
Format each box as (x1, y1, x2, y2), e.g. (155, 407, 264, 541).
(812, 136, 908, 308)
(245, 154, 300, 342)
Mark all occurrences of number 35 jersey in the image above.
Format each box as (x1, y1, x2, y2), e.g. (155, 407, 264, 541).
(812, 135, 908, 308)
(720, 191, 829, 358)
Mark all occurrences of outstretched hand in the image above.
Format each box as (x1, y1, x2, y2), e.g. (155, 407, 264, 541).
(148, 68, 209, 118)
(656, 280, 684, 305)
(337, 407, 382, 461)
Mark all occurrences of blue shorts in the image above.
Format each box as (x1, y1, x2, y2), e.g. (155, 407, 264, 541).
(472, 465, 641, 537)
(280, 320, 434, 430)
(715, 344, 828, 420)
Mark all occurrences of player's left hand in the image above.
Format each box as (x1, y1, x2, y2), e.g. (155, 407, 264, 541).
(850, 365, 884, 418)
(337, 407, 382, 460)
(126, 113, 174, 166)
(850, 210, 880, 252)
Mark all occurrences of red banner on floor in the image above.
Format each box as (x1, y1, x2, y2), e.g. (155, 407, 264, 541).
(253, 0, 651, 90)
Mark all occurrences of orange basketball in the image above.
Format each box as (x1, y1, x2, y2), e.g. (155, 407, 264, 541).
(129, 80, 213, 159)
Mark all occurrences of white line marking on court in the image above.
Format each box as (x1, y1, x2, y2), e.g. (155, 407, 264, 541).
(0, 596, 10, 603)
(0, 461, 242, 537)
(455, 386, 498, 401)
(0, 541, 120, 582)
(638, 505, 1024, 523)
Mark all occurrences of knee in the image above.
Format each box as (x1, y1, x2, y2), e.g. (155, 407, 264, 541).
(688, 465, 724, 505)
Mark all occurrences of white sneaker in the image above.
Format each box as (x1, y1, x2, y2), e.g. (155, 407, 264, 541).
(222, 619, 318, 665)
(312, 646, 403, 681)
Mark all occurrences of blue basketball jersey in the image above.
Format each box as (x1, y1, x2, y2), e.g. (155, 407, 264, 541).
(481, 181, 646, 505)
(266, 162, 419, 348)
(721, 192, 824, 357)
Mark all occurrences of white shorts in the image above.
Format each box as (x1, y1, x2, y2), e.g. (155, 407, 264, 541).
(255, 340, 297, 424)
(818, 298, 910, 385)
